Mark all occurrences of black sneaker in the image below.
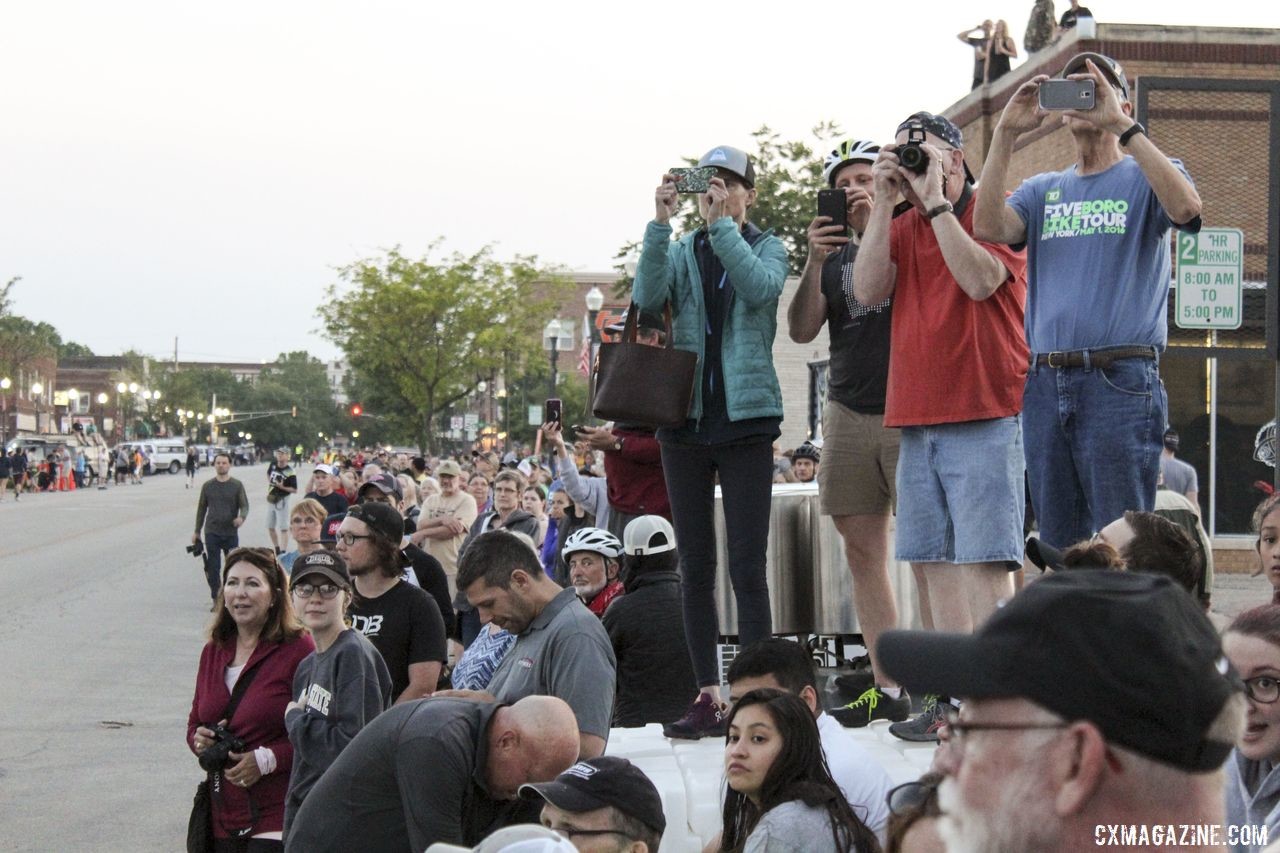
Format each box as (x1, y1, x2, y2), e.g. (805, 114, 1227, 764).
(663, 693, 727, 740)
(834, 669, 876, 697)
(829, 687, 912, 728)
(888, 695, 950, 742)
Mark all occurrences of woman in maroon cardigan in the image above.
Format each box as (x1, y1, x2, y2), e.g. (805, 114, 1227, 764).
(188, 546, 314, 851)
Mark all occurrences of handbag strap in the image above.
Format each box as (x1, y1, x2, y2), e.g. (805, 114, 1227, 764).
(620, 302, 676, 349)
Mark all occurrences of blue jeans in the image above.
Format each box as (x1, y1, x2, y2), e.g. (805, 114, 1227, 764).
(1023, 354, 1167, 549)
(202, 531, 240, 600)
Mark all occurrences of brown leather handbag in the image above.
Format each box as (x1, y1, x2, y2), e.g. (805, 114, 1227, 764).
(592, 303, 696, 428)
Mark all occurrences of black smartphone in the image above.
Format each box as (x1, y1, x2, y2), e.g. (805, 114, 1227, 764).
(817, 189, 848, 236)
(1039, 78, 1096, 110)
(670, 166, 717, 194)
(545, 398, 562, 427)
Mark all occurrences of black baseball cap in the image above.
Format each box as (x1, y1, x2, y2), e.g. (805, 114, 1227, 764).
(878, 570, 1240, 772)
(1062, 52, 1131, 102)
(359, 472, 403, 502)
(520, 757, 666, 836)
(896, 112, 975, 184)
(290, 550, 351, 590)
(320, 512, 344, 545)
(346, 502, 404, 543)
(1164, 428, 1180, 451)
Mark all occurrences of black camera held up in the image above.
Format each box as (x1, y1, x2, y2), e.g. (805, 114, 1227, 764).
(198, 723, 247, 773)
(898, 124, 930, 175)
(187, 539, 205, 558)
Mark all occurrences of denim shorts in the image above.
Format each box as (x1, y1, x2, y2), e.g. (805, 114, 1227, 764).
(894, 415, 1025, 566)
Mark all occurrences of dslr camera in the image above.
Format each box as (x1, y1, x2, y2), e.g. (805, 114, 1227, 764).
(198, 723, 248, 773)
(897, 123, 930, 175)
(187, 539, 204, 558)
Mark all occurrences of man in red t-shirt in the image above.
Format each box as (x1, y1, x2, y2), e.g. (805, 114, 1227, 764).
(853, 112, 1029, 743)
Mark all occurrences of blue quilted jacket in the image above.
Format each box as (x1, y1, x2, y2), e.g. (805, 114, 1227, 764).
(632, 216, 788, 423)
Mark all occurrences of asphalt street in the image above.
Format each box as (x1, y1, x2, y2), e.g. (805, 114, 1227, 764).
(0, 464, 274, 851)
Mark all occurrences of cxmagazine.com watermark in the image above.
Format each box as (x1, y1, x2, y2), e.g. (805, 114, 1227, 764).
(1095, 824, 1268, 847)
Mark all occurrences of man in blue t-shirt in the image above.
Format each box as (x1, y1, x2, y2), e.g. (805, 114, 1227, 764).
(975, 52, 1203, 550)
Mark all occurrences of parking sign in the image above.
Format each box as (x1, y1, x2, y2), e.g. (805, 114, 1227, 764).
(1175, 228, 1243, 330)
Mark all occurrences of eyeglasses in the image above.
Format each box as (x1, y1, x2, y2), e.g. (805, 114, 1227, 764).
(944, 709, 1070, 756)
(1245, 675, 1280, 704)
(292, 583, 342, 600)
(886, 779, 939, 816)
(337, 532, 376, 546)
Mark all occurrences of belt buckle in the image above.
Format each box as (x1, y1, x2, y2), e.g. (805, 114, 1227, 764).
(1046, 351, 1067, 368)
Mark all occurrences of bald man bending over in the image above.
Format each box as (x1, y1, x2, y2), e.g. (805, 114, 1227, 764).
(284, 696, 580, 852)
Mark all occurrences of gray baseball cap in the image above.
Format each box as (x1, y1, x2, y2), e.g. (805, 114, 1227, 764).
(698, 145, 756, 188)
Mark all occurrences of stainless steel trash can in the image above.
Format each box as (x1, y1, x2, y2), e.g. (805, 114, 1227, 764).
(713, 483, 816, 636)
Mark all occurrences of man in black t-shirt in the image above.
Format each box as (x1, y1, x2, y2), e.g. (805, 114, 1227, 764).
(266, 447, 298, 554)
(336, 501, 446, 703)
(304, 463, 349, 517)
(1058, 0, 1093, 34)
(787, 138, 909, 727)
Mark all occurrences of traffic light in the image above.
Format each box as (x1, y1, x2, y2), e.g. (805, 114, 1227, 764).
(350, 403, 363, 417)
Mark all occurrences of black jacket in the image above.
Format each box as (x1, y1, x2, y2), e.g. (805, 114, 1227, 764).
(601, 570, 698, 727)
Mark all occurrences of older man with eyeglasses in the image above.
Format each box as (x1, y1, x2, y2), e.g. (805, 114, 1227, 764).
(879, 570, 1244, 853)
(336, 502, 446, 704)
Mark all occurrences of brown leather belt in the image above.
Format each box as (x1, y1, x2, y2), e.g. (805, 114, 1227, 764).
(1034, 347, 1157, 369)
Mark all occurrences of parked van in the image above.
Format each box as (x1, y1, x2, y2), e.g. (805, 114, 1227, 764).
(117, 439, 189, 475)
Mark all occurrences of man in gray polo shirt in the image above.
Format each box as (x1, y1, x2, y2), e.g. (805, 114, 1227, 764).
(444, 529, 617, 759)
(284, 695, 579, 852)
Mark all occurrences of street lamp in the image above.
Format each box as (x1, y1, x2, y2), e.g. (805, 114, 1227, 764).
(31, 382, 43, 396)
(0, 377, 10, 446)
(543, 318, 562, 399)
(585, 286, 604, 410)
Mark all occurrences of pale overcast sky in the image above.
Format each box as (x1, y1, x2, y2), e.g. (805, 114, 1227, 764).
(1, 1, 1271, 363)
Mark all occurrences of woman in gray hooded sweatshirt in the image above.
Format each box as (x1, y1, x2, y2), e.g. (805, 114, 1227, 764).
(1223, 605, 1280, 852)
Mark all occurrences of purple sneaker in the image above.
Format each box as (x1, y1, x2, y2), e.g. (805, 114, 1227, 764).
(663, 693, 727, 740)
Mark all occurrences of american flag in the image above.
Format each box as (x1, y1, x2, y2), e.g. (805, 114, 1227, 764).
(577, 334, 591, 377)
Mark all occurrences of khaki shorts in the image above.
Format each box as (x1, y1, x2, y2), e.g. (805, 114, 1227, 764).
(818, 399, 900, 517)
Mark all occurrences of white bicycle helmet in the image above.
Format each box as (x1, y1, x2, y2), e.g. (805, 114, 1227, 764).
(561, 527, 623, 561)
(822, 139, 880, 187)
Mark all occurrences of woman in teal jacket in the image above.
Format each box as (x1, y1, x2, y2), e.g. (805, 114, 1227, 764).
(632, 145, 789, 739)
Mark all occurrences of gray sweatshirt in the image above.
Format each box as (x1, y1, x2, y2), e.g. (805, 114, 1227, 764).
(556, 454, 610, 531)
(194, 477, 249, 537)
(282, 629, 393, 839)
(1225, 748, 1280, 853)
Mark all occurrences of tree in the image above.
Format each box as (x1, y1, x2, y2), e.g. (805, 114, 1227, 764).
(613, 122, 844, 286)
(322, 245, 573, 453)
(246, 351, 341, 451)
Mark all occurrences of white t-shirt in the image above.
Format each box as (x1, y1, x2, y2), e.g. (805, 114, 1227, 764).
(816, 711, 893, 842)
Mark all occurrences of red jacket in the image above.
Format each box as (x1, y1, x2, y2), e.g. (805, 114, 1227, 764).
(187, 633, 315, 837)
(604, 427, 670, 518)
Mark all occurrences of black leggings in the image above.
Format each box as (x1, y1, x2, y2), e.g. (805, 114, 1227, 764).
(661, 439, 774, 687)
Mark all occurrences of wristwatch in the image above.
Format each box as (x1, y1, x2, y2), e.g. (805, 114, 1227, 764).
(612, 438, 624, 453)
(925, 202, 954, 221)
(1119, 122, 1147, 147)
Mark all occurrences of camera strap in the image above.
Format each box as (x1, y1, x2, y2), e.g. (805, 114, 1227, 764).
(208, 655, 266, 838)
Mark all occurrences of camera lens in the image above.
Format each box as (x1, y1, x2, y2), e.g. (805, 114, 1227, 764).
(899, 144, 929, 175)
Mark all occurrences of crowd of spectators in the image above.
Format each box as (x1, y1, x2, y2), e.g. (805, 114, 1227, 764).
(181, 44, 1280, 853)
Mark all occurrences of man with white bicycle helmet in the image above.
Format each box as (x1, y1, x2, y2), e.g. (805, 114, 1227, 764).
(787, 137, 912, 729)
(561, 527, 624, 617)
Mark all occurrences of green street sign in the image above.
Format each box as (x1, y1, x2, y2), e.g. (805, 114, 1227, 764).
(1175, 227, 1243, 330)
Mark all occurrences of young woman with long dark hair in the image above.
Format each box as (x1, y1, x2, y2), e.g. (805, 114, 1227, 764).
(722, 689, 880, 853)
